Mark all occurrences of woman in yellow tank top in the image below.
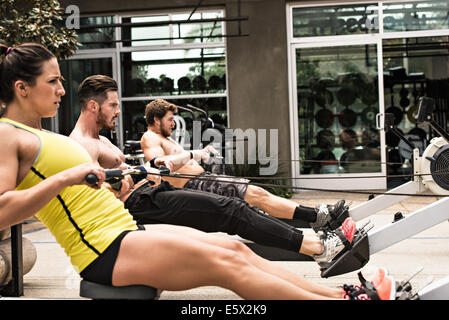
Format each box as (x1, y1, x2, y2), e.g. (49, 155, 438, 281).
(0, 43, 392, 300)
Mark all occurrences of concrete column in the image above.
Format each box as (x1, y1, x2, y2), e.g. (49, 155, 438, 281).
(225, 0, 291, 175)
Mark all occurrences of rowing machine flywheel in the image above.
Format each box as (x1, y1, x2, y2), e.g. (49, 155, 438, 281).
(420, 137, 449, 195)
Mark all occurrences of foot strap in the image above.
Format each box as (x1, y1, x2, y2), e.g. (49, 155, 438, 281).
(357, 272, 381, 300)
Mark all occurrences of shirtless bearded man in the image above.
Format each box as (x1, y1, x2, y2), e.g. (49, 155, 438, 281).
(141, 99, 348, 229)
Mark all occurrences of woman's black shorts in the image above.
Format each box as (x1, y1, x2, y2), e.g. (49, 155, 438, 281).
(80, 225, 145, 286)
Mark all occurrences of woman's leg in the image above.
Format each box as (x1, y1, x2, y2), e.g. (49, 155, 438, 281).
(122, 224, 341, 299)
(112, 225, 341, 300)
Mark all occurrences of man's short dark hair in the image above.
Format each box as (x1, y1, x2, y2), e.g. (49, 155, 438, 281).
(145, 99, 178, 125)
(78, 75, 118, 110)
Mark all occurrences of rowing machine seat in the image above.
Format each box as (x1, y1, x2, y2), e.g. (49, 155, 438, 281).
(79, 280, 160, 300)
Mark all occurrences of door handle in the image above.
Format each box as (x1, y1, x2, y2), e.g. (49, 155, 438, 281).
(376, 113, 383, 130)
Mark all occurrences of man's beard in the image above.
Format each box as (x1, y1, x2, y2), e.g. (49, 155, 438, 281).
(98, 112, 116, 130)
(160, 123, 172, 138)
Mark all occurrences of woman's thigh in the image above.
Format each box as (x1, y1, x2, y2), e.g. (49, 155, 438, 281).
(111, 227, 245, 290)
(144, 224, 248, 252)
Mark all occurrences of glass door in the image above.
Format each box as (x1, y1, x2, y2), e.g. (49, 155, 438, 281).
(290, 40, 387, 190)
(58, 54, 117, 142)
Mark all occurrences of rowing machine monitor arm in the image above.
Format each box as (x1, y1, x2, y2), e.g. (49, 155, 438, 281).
(417, 97, 449, 143)
(384, 113, 416, 150)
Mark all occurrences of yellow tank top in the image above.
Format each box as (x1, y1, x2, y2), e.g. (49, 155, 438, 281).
(0, 118, 138, 273)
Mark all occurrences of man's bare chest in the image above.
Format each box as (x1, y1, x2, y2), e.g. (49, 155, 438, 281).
(98, 139, 124, 168)
(161, 138, 184, 155)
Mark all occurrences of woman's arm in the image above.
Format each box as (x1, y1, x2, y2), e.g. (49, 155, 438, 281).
(0, 129, 105, 230)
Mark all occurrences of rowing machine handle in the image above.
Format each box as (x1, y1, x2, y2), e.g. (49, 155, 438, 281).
(85, 173, 99, 185)
(158, 165, 171, 176)
(85, 169, 124, 186)
(208, 152, 224, 160)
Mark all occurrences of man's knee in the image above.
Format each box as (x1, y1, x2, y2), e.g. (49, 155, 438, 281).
(245, 185, 271, 201)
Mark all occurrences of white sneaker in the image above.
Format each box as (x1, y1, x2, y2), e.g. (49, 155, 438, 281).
(313, 218, 356, 268)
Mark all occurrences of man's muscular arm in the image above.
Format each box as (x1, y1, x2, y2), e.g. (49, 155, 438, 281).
(141, 131, 191, 171)
(69, 132, 135, 197)
(141, 131, 221, 171)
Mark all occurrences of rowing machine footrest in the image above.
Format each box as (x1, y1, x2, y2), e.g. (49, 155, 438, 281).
(80, 280, 160, 300)
(320, 232, 370, 278)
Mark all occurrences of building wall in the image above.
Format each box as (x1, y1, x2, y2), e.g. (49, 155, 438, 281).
(60, 0, 292, 175)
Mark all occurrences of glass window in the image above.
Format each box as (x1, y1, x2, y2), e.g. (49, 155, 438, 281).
(383, 1, 449, 32)
(172, 11, 224, 44)
(122, 15, 171, 47)
(77, 16, 115, 49)
(382, 36, 449, 182)
(121, 11, 224, 47)
(67, 9, 227, 149)
(292, 3, 379, 37)
(296, 45, 381, 175)
(121, 48, 226, 97)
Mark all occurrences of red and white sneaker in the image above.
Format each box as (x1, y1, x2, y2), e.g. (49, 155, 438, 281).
(342, 270, 396, 300)
(369, 267, 388, 288)
(339, 217, 356, 243)
(314, 218, 356, 268)
(374, 274, 396, 300)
